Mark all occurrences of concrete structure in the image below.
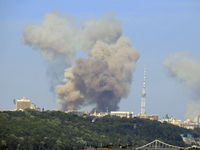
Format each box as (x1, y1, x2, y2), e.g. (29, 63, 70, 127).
(180, 134, 195, 145)
(16, 97, 31, 110)
(181, 119, 196, 129)
(198, 114, 200, 124)
(135, 113, 158, 121)
(180, 134, 200, 146)
(151, 114, 158, 121)
(98, 112, 109, 117)
(181, 123, 196, 130)
(110, 111, 133, 118)
(141, 66, 146, 114)
(171, 118, 182, 127)
(30, 103, 36, 109)
(183, 119, 193, 124)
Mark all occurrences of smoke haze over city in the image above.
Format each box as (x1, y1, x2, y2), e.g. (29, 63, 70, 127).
(163, 51, 200, 121)
(21, 11, 140, 111)
(0, 0, 200, 121)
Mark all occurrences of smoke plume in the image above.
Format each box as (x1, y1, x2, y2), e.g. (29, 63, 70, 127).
(21, 10, 140, 111)
(21, 10, 122, 62)
(45, 55, 69, 92)
(56, 37, 140, 111)
(184, 101, 200, 122)
(163, 51, 200, 121)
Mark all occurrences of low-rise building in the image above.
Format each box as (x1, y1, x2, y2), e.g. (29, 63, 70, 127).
(180, 134, 195, 145)
(161, 113, 182, 127)
(181, 123, 196, 130)
(135, 113, 158, 121)
(184, 119, 193, 124)
(30, 103, 36, 109)
(110, 111, 133, 118)
(171, 118, 182, 127)
(98, 112, 109, 117)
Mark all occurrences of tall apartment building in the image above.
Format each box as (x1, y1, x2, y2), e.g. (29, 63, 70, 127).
(16, 97, 31, 110)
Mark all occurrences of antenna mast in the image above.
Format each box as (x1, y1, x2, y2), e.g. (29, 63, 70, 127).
(141, 66, 146, 114)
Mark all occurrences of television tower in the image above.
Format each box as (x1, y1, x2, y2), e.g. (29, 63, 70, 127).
(141, 66, 146, 114)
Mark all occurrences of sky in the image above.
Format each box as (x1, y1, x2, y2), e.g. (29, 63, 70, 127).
(0, 0, 200, 121)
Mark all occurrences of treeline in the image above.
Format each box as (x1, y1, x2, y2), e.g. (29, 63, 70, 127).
(0, 109, 200, 150)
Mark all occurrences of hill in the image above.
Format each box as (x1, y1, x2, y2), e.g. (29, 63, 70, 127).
(0, 109, 200, 150)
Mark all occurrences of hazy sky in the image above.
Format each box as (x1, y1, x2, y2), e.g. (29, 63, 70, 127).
(0, 0, 200, 121)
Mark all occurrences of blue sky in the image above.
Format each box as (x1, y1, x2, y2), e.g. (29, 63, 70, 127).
(0, 0, 200, 121)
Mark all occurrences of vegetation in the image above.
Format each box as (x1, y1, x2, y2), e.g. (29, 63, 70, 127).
(0, 109, 200, 150)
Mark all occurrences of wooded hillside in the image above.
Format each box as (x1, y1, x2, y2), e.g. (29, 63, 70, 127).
(0, 109, 199, 150)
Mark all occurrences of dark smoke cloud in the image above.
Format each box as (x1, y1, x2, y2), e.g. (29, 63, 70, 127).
(21, 10, 140, 111)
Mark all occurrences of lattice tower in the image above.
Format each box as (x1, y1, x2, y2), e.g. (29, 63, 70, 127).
(141, 66, 146, 114)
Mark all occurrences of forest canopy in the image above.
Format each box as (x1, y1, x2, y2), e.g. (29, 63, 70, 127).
(0, 109, 200, 150)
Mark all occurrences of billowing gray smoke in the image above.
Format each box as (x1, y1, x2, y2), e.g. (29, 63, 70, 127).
(163, 51, 200, 121)
(56, 37, 140, 111)
(21, 10, 122, 62)
(21, 10, 140, 111)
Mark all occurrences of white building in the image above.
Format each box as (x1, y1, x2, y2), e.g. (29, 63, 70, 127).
(171, 118, 182, 127)
(30, 103, 36, 109)
(16, 97, 31, 111)
(110, 111, 133, 118)
(135, 113, 158, 121)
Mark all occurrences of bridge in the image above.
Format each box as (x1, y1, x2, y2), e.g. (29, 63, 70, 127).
(136, 139, 187, 150)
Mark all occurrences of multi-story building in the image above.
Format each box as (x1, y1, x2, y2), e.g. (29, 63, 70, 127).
(151, 114, 158, 121)
(110, 111, 133, 118)
(181, 123, 196, 130)
(181, 119, 198, 130)
(171, 118, 182, 127)
(16, 97, 31, 110)
(159, 113, 182, 127)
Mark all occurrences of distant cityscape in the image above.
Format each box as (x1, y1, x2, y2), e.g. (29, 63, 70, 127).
(0, 66, 199, 142)
(1, 66, 200, 135)
(1, 95, 200, 145)
(2, 96, 200, 130)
